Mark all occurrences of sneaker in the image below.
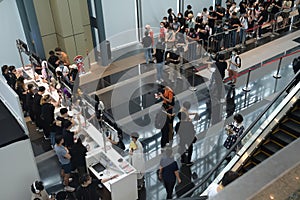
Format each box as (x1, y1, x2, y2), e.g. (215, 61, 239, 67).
(39, 129, 43, 133)
(69, 177, 73, 182)
(257, 36, 262, 40)
(220, 98, 226, 103)
(177, 76, 182, 79)
(156, 80, 161, 84)
(186, 162, 194, 166)
(36, 128, 39, 131)
(160, 79, 164, 82)
(64, 186, 75, 192)
(44, 136, 50, 140)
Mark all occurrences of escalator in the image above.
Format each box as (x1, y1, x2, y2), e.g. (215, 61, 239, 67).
(179, 71, 300, 199)
(239, 99, 300, 174)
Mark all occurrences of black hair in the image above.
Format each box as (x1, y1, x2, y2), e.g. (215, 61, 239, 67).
(183, 101, 191, 110)
(233, 114, 243, 123)
(27, 84, 34, 90)
(55, 135, 64, 145)
(203, 8, 207, 12)
(79, 173, 91, 185)
(31, 181, 44, 194)
(209, 6, 213, 10)
(232, 48, 238, 53)
(60, 107, 68, 115)
(55, 47, 62, 52)
(218, 54, 225, 60)
(56, 191, 68, 200)
(1, 65, 8, 74)
(9, 65, 16, 72)
(49, 50, 55, 55)
(221, 171, 239, 186)
(38, 86, 46, 92)
(167, 8, 172, 14)
(187, 5, 192, 9)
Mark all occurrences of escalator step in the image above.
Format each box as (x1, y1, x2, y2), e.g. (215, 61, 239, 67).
(262, 141, 283, 155)
(252, 151, 269, 164)
(289, 109, 300, 122)
(281, 120, 300, 137)
(271, 130, 297, 146)
(242, 162, 256, 173)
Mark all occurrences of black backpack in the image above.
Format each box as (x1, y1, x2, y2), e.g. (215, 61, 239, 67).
(293, 57, 300, 74)
(235, 56, 241, 68)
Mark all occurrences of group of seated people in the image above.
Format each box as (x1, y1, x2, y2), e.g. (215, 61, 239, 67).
(146, 0, 297, 60)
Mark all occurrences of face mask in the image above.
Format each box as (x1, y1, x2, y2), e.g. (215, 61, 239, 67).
(163, 20, 167, 22)
(173, 48, 177, 52)
(232, 52, 236, 55)
(178, 16, 182, 18)
(160, 25, 163, 28)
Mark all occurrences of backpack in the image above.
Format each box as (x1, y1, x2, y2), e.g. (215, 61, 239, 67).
(235, 56, 241, 68)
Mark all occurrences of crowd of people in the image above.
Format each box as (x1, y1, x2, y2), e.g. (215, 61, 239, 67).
(142, 0, 298, 66)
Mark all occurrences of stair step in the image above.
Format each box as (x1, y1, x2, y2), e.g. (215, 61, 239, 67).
(262, 140, 283, 155)
(280, 119, 300, 137)
(252, 151, 269, 164)
(271, 130, 297, 146)
(289, 109, 300, 122)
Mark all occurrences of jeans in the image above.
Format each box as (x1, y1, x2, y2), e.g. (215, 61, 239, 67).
(156, 62, 163, 81)
(239, 28, 246, 45)
(50, 132, 56, 146)
(145, 47, 152, 64)
(231, 30, 237, 47)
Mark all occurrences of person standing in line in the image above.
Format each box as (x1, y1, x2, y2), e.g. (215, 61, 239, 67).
(159, 147, 181, 199)
(47, 50, 60, 73)
(76, 173, 118, 200)
(142, 31, 153, 64)
(239, 13, 248, 47)
(40, 94, 56, 142)
(227, 48, 241, 86)
(54, 135, 75, 192)
(26, 84, 35, 124)
(70, 135, 87, 178)
(33, 86, 46, 132)
(154, 41, 165, 83)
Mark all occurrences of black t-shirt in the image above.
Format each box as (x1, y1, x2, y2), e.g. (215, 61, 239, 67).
(41, 103, 55, 124)
(155, 49, 165, 63)
(258, 10, 268, 24)
(55, 116, 66, 135)
(169, 51, 180, 64)
(63, 130, 75, 148)
(32, 93, 42, 113)
(70, 143, 87, 168)
(48, 55, 59, 69)
(215, 61, 227, 80)
(160, 157, 179, 183)
(208, 11, 217, 27)
(230, 17, 241, 28)
(216, 7, 225, 20)
(76, 179, 102, 200)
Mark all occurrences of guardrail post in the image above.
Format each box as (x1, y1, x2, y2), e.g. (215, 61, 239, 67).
(243, 69, 252, 92)
(273, 57, 283, 79)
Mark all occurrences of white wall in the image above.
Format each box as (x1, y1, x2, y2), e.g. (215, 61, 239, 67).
(102, 0, 138, 49)
(0, 0, 28, 68)
(0, 139, 40, 199)
(142, 0, 178, 29)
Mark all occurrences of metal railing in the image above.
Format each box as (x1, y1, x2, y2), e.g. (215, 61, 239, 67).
(179, 51, 300, 198)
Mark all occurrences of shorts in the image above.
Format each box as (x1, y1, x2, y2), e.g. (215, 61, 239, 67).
(61, 162, 72, 174)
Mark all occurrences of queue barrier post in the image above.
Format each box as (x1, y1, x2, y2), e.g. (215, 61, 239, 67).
(273, 57, 283, 79)
(243, 69, 252, 92)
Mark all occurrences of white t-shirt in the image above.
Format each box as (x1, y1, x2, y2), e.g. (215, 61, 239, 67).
(229, 55, 241, 71)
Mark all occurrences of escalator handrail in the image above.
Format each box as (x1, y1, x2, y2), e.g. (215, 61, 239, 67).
(180, 68, 300, 198)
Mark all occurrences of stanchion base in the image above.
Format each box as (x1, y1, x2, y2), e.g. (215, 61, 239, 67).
(273, 74, 281, 79)
(242, 87, 251, 92)
(189, 86, 197, 91)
